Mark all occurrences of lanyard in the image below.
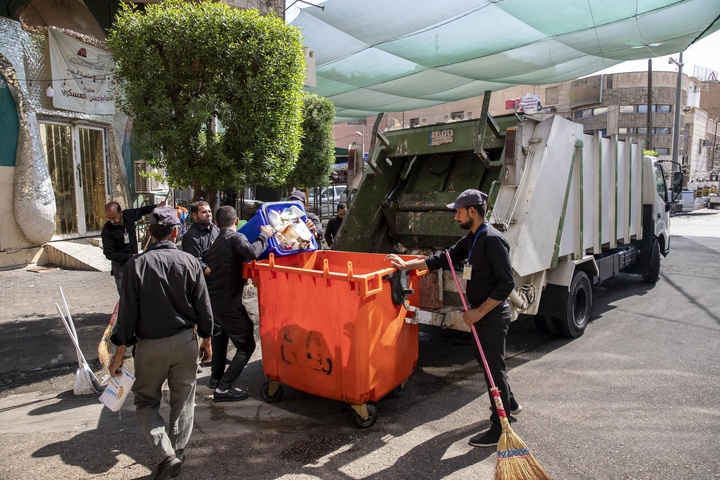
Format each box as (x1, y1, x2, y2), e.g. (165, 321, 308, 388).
(467, 223, 488, 263)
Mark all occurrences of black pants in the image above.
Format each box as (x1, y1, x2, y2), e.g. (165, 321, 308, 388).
(212, 305, 256, 391)
(471, 301, 516, 431)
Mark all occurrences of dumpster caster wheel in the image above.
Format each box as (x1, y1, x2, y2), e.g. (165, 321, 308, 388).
(261, 381, 283, 403)
(352, 404, 378, 428)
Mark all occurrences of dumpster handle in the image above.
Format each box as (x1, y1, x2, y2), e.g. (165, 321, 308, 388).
(250, 256, 395, 298)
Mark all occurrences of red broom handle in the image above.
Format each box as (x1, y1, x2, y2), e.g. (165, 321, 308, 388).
(444, 250, 496, 390)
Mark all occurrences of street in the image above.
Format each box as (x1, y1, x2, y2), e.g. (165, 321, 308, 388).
(0, 211, 719, 479)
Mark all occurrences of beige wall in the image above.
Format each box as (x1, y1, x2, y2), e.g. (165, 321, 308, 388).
(0, 166, 41, 268)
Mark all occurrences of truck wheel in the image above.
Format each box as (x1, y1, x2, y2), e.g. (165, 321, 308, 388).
(643, 239, 661, 284)
(558, 271, 592, 338)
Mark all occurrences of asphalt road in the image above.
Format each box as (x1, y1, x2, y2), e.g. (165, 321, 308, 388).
(0, 212, 718, 479)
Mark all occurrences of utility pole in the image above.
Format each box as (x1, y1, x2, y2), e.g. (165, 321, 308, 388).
(646, 59, 653, 151)
(712, 118, 718, 180)
(670, 53, 684, 169)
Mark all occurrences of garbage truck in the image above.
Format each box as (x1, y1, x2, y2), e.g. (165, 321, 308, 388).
(333, 113, 682, 337)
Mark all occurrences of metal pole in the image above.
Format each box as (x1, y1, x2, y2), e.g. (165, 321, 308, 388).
(712, 118, 718, 179)
(671, 52, 683, 168)
(646, 59, 652, 151)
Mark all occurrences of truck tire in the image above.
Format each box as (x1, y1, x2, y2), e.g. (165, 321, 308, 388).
(533, 315, 559, 335)
(557, 270, 592, 338)
(643, 239, 661, 284)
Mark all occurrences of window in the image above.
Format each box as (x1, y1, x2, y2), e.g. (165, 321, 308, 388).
(545, 86, 559, 105)
(593, 107, 608, 116)
(450, 111, 464, 120)
(637, 105, 648, 113)
(655, 148, 670, 155)
(619, 105, 634, 113)
(574, 109, 593, 119)
(618, 127, 632, 134)
(409, 118, 420, 127)
(656, 105, 672, 113)
(654, 127, 671, 134)
(598, 129, 607, 136)
(637, 127, 647, 134)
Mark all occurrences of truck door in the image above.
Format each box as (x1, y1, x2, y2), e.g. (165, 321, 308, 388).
(653, 162, 670, 256)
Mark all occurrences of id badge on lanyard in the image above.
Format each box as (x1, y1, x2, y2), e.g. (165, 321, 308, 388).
(123, 231, 130, 244)
(462, 262, 472, 280)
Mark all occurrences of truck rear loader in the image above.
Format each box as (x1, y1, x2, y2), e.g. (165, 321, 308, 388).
(334, 113, 682, 337)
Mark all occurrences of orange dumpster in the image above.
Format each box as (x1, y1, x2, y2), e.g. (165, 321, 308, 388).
(244, 250, 424, 427)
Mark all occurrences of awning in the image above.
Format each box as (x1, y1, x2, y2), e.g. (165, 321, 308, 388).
(292, 0, 720, 122)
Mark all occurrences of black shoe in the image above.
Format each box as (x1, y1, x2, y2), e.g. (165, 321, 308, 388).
(468, 429, 501, 448)
(213, 387, 249, 402)
(208, 378, 220, 389)
(153, 456, 182, 480)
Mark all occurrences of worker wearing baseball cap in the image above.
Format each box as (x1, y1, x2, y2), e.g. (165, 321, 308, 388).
(385, 189, 520, 448)
(110, 205, 214, 479)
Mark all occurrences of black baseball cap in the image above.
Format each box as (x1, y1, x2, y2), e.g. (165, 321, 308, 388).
(446, 189, 487, 210)
(149, 206, 181, 226)
(288, 190, 306, 202)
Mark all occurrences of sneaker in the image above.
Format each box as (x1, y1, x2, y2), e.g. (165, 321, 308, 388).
(153, 456, 181, 480)
(489, 402, 522, 415)
(196, 364, 203, 374)
(213, 387, 249, 402)
(208, 377, 220, 390)
(468, 429, 501, 448)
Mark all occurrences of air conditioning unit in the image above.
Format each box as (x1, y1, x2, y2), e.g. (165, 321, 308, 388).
(134, 160, 168, 193)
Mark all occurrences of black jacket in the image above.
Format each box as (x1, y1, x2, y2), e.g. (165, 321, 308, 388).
(111, 240, 214, 346)
(205, 228, 270, 313)
(425, 223, 514, 307)
(101, 205, 155, 267)
(181, 223, 219, 270)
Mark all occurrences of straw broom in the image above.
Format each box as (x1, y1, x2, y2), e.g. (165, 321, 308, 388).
(444, 251, 552, 480)
(98, 301, 119, 368)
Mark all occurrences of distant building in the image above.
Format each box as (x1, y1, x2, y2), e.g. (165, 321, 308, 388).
(335, 71, 720, 184)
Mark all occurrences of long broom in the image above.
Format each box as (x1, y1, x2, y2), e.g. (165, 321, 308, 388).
(444, 250, 551, 480)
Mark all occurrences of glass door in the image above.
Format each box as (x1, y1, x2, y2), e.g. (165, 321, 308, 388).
(40, 122, 108, 238)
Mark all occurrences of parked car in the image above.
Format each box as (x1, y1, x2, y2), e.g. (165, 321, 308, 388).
(310, 185, 347, 218)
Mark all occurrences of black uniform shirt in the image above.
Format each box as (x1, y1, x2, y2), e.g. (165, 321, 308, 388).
(425, 223, 515, 307)
(181, 222, 219, 270)
(111, 240, 214, 346)
(205, 229, 270, 313)
(325, 215, 343, 248)
(101, 204, 156, 265)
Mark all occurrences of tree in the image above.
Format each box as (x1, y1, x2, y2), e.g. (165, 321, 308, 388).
(643, 149, 659, 157)
(286, 93, 336, 190)
(108, 1, 305, 208)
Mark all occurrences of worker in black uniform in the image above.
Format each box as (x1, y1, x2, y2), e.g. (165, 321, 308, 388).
(205, 206, 272, 402)
(324, 203, 347, 249)
(181, 200, 219, 276)
(101, 201, 158, 294)
(288, 190, 323, 244)
(109, 206, 214, 480)
(385, 189, 521, 448)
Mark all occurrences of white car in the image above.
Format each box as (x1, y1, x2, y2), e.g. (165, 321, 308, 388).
(309, 185, 347, 218)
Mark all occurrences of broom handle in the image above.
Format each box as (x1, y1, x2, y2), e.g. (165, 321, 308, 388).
(444, 250, 497, 391)
(56, 303, 90, 367)
(58, 287, 82, 367)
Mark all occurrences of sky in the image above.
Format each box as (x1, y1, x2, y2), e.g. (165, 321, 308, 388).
(595, 29, 720, 78)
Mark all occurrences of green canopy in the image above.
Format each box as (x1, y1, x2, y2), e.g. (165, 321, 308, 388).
(292, 0, 720, 122)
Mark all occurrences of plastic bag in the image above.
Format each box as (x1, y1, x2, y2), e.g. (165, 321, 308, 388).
(99, 366, 135, 412)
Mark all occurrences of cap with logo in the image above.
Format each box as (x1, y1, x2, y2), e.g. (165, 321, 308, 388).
(446, 189, 488, 210)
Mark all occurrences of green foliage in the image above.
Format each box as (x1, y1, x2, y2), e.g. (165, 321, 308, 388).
(644, 149, 659, 158)
(287, 93, 336, 188)
(108, 0, 305, 193)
